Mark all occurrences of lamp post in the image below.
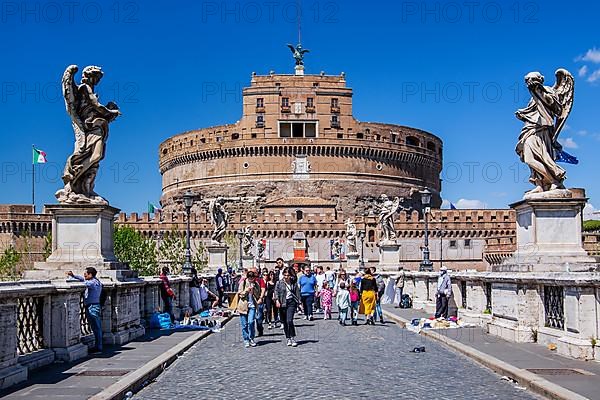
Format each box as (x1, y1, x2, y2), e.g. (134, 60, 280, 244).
(182, 190, 195, 276)
(237, 228, 244, 271)
(419, 188, 434, 271)
(358, 230, 366, 269)
(437, 227, 445, 270)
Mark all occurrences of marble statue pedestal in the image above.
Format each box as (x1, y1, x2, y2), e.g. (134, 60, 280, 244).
(494, 192, 597, 272)
(207, 244, 228, 273)
(346, 253, 360, 270)
(241, 255, 255, 269)
(378, 241, 401, 272)
(24, 204, 137, 281)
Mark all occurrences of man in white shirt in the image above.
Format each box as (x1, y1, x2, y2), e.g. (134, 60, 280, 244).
(199, 279, 219, 309)
(314, 265, 326, 312)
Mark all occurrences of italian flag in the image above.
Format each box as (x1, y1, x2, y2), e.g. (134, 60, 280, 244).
(148, 202, 162, 214)
(32, 147, 47, 164)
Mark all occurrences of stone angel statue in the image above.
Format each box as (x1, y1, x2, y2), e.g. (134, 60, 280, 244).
(515, 69, 575, 197)
(377, 195, 402, 243)
(209, 197, 228, 243)
(345, 218, 358, 255)
(287, 43, 309, 66)
(241, 225, 255, 257)
(56, 65, 121, 204)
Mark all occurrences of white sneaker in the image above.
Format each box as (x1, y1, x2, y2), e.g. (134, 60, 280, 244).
(303, 316, 307, 320)
(290, 338, 298, 347)
(280, 324, 284, 330)
(249, 339, 257, 347)
(286, 338, 292, 346)
(244, 341, 250, 348)
(268, 323, 273, 330)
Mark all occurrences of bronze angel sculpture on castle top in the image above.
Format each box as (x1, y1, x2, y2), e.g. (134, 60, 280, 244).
(56, 65, 121, 204)
(515, 69, 575, 198)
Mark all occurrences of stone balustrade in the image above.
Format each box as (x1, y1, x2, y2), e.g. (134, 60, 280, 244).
(397, 270, 600, 361)
(0, 275, 192, 389)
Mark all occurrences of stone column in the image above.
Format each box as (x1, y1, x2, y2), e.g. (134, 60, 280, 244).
(48, 283, 88, 362)
(0, 300, 27, 389)
(378, 242, 401, 273)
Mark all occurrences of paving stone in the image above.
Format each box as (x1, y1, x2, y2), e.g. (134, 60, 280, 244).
(135, 313, 540, 399)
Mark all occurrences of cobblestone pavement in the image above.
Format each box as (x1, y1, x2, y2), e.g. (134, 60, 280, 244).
(135, 312, 540, 399)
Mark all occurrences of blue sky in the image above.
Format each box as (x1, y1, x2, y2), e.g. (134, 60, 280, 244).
(0, 1, 598, 216)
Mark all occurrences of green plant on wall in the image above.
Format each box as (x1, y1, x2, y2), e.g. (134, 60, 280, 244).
(114, 225, 158, 276)
(583, 220, 600, 232)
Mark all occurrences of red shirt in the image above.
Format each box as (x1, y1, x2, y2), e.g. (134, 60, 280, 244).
(257, 277, 266, 289)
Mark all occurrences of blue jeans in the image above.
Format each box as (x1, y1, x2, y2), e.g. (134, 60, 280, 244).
(339, 307, 348, 323)
(375, 302, 383, 320)
(301, 294, 314, 318)
(351, 301, 359, 321)
(86, 304, 103, 351)
(240, 307, 256, 342)
(255, 303, 265, 334)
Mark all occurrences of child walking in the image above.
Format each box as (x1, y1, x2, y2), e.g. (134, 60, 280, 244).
(335, 282, 350, 326)
(319, 281, 333, 319)
(349, 282, 360, 326)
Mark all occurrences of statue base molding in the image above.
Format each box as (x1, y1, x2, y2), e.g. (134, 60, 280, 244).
(207, 244, 228, 273)
(346, 253, 360, 270)
(241, 255, 255, 269)
(378, 241, 401, 272)
(494, 192, 597, 272)
(24, 204, 137, 281)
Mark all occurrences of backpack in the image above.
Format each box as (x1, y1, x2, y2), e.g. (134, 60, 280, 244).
(400, 294, 412, 309)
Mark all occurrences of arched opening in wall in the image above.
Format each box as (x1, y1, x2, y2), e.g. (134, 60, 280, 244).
(368, 230, 375, 243)
(427, 141, 436, 152)
(231, 132, 239, 140)
(296, 210, 304, 222)
(406, 136, 420, 147)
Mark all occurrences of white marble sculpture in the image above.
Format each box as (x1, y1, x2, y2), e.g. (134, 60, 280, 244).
(515, 69, 574, 198)
(241, 225, 254, 257)
(345, 218, 358, 255)
(377, 195, 401, 243)
(56, 65, 121, 204)
(209, 197, 228, 243)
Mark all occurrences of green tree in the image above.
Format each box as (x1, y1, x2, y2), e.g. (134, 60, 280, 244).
(43, 232, 52, 261)
(192, 239, 208, 273)
(583, 220, 600, 232)
(223, 231, 239, 270)
(114, 225, 158, 276)
(0, 246, 22, 281)
(158, 228, 186, 274)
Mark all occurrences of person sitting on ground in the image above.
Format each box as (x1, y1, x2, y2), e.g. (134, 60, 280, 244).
(199, 278, 219, 309)
(336, 281, 350, 326)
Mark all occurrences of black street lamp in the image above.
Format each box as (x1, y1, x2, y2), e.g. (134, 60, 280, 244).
(182, 190, 195, 276)
(237, 228, 244, 271)
(419, 188, 434, 271)
(358, 230, 366, 269)
(437, 227, 446, 270)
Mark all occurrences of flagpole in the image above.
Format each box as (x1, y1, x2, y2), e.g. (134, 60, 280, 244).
(32, 145, 36, 213)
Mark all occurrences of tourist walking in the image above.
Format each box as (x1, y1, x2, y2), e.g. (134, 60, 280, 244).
(333, 269, 349, 295)
(252, 267, 267, 337)
(336, 281, 350, 326)
(395, 267, 405, 307)
(372, 267, 386, 324)
(298, 266, 317, 320)
(68, 267, 103, 353)
(360, 268, 378, 325)
(325, 266, 336, 290)
(435, 266, 452, 319)
(319, 281, 333, 319)
(236, 270, 261, 347)
(159, 267, 176, 323)
(265, 271, 278, 329)
(189, 267, 202, 313)
(215, 268, 225, 307)
(275, 267, 302, 347)
(349, 282, 360, 325)
(314, 266, 326, 312)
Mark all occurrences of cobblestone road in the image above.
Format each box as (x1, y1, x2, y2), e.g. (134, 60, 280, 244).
(136, 313, 540, 399)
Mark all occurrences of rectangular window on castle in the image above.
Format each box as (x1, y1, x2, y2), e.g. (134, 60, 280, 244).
(331, 98, 338, 107)
(257, 98, 264, 107)
(282, 97, 289, 107)
(280, 123, 291, 137)
(307, 97, 314, 107)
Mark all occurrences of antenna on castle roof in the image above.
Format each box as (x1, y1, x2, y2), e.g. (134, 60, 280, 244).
(287, 0, 309, 75)
(297, 0, 302, 45)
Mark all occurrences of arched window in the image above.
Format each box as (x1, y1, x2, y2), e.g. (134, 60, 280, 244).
(368, 230, 375, 243)
(406, 136, 420, 147)
(296, 210, 304, 221)
(427, 141, 436, 152)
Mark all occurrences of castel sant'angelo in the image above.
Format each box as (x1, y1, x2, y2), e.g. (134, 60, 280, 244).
(3, 48, 597, 271)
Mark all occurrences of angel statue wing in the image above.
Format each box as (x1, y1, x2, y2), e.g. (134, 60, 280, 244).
(552, 68, 575, 142)
(208, 199, 216, 223)
(391, 196, 401, 215)
(301, 48, 310, 55)
(61, 65, 85, 133)
(287, 44, 296, 54)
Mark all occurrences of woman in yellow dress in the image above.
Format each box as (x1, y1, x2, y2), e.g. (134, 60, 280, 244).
(360, 268, 378, 325)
